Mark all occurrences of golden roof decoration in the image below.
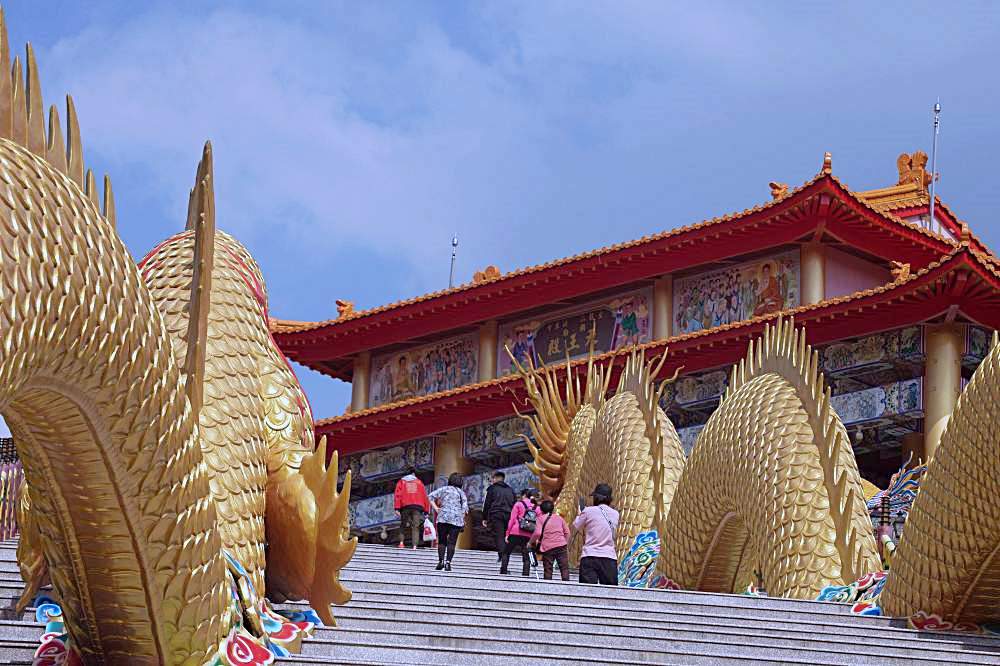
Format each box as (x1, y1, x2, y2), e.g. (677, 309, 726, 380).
(0, 9, 114, 226)
(897, 151, 933, 191)
(768, 182, 789, 200)
(472, 265, 502, 284)
(856, 150, 941, 214)
(890, 261, 911, 282)
(335, 299, 355, 319)
(821, 151, 833, 174)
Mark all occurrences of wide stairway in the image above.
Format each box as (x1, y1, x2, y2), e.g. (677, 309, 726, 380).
(0, 542, 999, 664)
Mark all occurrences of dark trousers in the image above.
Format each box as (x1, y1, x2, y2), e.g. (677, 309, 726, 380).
(541, 546, 570, 581)
(437, 522, 461, 563)
(488, 517, 508, 556)
(580, 556, 618, 585)
(399, 506, 423, 546)
(501, 535, 531, 576)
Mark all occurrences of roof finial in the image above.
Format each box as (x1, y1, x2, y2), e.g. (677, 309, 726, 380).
(473, 265, 501, 284)
(960, 222, 970, 243)
(821, 152, 832, 175)
(335, 299, 355, 319)
(768, 182, 788, 200)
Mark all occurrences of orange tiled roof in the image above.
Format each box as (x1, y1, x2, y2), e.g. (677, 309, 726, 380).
(316, 242, 995, 429)
(274, 167, 961, 338)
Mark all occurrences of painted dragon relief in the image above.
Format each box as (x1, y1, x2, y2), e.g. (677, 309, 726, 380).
(0, 9, 355, 665)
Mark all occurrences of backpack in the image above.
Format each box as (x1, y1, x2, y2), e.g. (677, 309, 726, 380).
(518, 500, 537, 532)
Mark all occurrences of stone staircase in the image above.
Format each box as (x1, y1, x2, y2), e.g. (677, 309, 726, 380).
(0, 541, 999, 664)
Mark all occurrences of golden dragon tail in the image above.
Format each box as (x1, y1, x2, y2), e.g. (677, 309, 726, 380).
(0, 15, 227, 663)
(880, 332, 1000, 623)
(660, 317, 881, 598)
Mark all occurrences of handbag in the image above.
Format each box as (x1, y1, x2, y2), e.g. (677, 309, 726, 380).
(517, 500, 537, 532)
(422, 516, 436, 543)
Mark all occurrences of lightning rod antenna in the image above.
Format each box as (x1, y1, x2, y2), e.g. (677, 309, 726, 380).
(928, 100, 941, 228)
(448, 235, 459, 288)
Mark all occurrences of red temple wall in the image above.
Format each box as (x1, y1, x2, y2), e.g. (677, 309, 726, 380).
(825, 247, 891, 300)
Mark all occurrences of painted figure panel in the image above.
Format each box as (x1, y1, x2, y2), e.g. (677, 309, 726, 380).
(673, 250, 800, 334)
(369, 334, 479, 407)
(463, 416, 534, 458)
(830, 379, 922, 426)
(497, 288, 652, 376)
(822, 326, 922, 374)
(661, 370, 728, 409)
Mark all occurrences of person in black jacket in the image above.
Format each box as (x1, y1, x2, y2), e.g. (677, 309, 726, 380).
(481, 471, 515, 561)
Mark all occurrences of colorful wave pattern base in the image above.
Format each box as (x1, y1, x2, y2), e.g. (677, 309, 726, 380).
(29, 551, 322, 666)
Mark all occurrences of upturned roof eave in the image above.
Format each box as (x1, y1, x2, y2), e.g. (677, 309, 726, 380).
(316, 245, 997, 454)
(276, 172, 961, 374)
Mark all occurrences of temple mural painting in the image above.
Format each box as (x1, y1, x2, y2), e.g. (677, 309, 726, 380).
(830, 379, 923, 426)
(463, 416, 533, 458)
(966, 326, 991, 363)
(822, 326, 923, 374)
(677, 425, 704, 456)
(673, 250, 800, 334)
(369, 334, 479, 406)
(463, 464, 539, 509)
(497, 288, 652, 376)
(661, 370, 728, 409)
(349, 494, 396, 532)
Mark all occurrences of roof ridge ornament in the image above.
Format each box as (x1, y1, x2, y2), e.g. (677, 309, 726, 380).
(768, 182, 789, 200)
(821, 152, 832, 175)
(890, 261, 911, 282)
(472, 265, 501, 284)
(896, 151, 933, 193)
(335, 299, 355, 319)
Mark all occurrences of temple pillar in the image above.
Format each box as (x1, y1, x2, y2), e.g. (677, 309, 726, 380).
(478, 320, 498, 382)
(924, 324, 963, 459)
(350, 351, 371, 413)
(435, 430, 474, 548)
(800, 241, 826, 306)
(901, 432, 925, 465)
(653, 275, 673, 340)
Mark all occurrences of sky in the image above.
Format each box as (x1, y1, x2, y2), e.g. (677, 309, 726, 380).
(2, 1, 1000, 437)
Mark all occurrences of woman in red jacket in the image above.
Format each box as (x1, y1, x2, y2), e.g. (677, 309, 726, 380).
(393, 467, 430, 549)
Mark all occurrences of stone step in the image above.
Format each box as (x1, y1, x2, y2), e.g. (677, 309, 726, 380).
(335, 568, 866, 619)
(289, 626, 994, 666)
(314, 614, 1000, 663)
(324, 601, 1000, 650)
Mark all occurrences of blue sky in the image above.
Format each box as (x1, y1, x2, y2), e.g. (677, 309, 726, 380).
(2, 1, 1000, 436)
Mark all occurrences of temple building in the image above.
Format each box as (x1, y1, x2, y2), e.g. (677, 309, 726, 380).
(273, 151, 1000, 548)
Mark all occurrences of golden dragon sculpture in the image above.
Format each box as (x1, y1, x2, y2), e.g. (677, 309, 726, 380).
(515, 315, 1000, 624)
(0, 11, 355, 664)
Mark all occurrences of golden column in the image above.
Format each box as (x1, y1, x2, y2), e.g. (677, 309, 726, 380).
(924, 324, 964, 459)
(653, 275, 673, 340)
(435, 430, 475, 548)
(800, 241, 826, 306)
(478, 320, 498, 382)
(350, 351, 371, 413)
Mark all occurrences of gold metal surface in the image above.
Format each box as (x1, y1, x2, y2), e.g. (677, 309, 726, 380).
(661, 318, 880, 597)
(0, 15, 355, 660)
(880, 333, 1000, 623)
